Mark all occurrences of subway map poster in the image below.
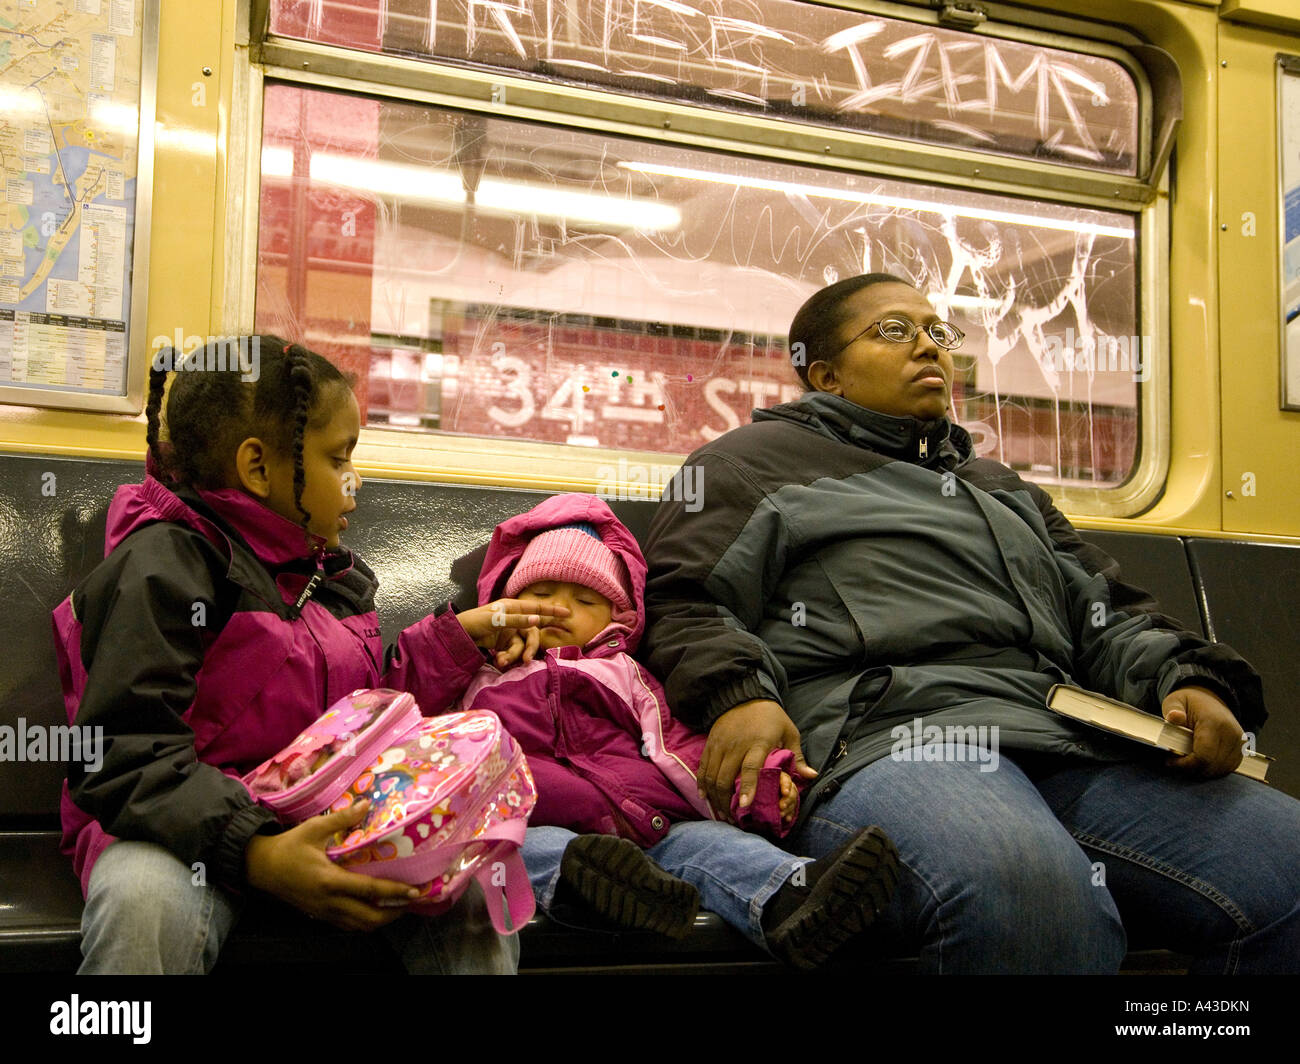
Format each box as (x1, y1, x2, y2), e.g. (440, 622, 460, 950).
(0, 0, 154, 407)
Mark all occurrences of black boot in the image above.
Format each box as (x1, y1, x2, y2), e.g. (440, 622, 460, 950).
(761, 825, 900, 970)
(559, 834, 700, 940)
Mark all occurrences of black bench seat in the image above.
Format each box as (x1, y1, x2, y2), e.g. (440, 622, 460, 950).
(2, 453, 1295, 973)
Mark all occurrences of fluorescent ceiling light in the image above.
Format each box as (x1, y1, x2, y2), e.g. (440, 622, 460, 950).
(260, 145, 294, 177)
(261, 149, 679, 230)
(475, 177, 680, 230)
(616, 160, 1133, 239)
(310, 154, 464, 203)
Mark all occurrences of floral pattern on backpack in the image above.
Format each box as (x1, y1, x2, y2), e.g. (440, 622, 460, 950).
(243, 688, 537, 934)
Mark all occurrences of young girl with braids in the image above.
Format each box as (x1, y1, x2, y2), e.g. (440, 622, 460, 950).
(52, 336, 557, 974)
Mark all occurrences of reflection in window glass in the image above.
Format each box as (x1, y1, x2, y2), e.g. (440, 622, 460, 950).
(256, 83, 1139, 485)
(269, 0, 1139, 174)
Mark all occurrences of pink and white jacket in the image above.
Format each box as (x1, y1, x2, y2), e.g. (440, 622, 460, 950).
(53, 476, 454, 895)
(397, 493, 794, 848)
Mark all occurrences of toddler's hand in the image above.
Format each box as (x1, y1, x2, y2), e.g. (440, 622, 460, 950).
(778, 772, 798, 823)
(245, 801, 420, 932)
(490, 626, 541, 670)
(456, 598, 569, 667)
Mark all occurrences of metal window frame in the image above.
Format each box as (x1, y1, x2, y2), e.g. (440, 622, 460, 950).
(229, 0, 1172, 515)
(1277, 54, 1300, 412)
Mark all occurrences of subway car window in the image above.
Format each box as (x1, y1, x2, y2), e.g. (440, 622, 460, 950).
(252, 1, 1157, 496)
(256, 81, 1138, 478)
(268, 0, 1139, 174)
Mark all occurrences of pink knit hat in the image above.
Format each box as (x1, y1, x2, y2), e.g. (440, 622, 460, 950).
(503, 523, 633, 612)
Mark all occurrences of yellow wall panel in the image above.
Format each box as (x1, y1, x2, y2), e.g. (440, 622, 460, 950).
(1217, 21, 1300, 535)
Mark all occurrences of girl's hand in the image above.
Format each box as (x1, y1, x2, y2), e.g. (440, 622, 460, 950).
(245, 801, 420, 931)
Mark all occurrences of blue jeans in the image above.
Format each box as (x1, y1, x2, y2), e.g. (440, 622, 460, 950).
(522, 821, 804, 950)
(79, 840, 519, 974)
(794, 754, 1300, 973)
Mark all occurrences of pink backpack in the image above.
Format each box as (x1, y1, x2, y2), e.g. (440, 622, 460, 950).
(243, 688, 536, 934)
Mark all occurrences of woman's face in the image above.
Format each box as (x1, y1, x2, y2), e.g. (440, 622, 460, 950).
(809, 282, 955, 421)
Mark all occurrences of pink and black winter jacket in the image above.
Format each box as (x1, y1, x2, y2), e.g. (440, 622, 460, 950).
(397, 493, 795, 848)
(52, 476, 440, 895)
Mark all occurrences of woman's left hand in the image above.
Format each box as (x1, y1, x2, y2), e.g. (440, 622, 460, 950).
(1161, 685, 1244, 779)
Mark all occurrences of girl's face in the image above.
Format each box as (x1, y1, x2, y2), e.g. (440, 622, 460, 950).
(517, 580, 613, 649)
(263, 385, 362, 548)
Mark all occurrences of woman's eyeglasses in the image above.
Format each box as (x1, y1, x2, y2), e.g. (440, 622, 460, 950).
(836, 317, 965, 354)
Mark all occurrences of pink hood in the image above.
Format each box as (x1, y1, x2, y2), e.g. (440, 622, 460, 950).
(477, 494, 647, 653)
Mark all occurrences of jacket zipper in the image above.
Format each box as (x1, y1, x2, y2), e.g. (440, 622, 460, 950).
(546, 653, 565, 756)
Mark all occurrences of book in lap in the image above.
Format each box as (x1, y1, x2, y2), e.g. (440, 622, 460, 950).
(1046, 685, 1274, 783)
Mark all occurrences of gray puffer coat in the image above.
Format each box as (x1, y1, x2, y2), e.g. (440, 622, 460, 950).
(642, 392, 1265, 821)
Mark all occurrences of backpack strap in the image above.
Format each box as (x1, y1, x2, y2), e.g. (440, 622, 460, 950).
(347, 820, 534, 935)
(474, 847, 535, 935)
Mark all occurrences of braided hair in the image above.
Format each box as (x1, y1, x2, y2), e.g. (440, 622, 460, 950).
(145, 335, 353, 534)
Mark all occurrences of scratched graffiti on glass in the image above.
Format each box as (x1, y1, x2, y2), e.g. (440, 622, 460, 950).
(271, 0, 1138, 175)
(256, 86, 1138, 484)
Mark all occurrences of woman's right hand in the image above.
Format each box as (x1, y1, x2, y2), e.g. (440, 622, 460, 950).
(698, 699, 817, 821)
(455, 599, 570, 667)
(245, 801, 421, 931)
